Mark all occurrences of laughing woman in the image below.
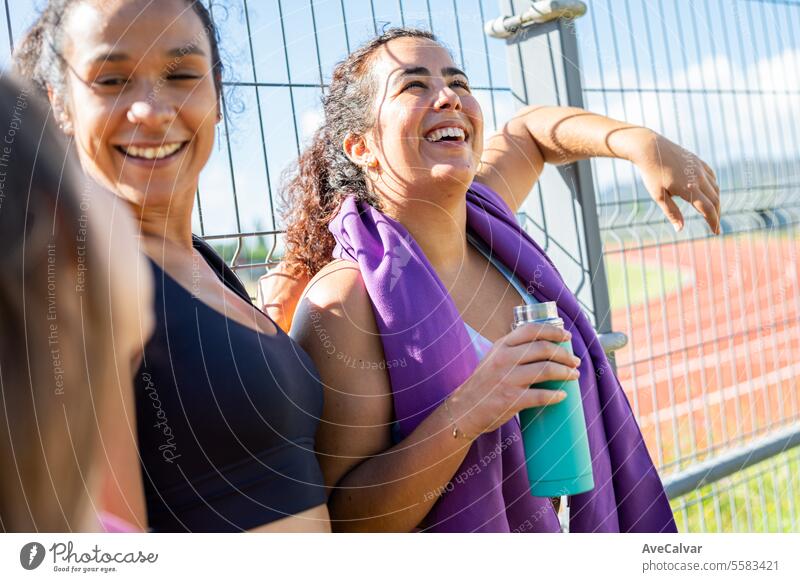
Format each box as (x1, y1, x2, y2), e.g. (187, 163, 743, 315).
(16, 0, 330, 532)
(283, 29, 720, 532)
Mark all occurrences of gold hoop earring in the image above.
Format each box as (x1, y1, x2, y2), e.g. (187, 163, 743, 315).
(365, 159, 380, 181)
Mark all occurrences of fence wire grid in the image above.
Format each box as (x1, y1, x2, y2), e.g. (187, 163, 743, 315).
(576, 0, 800, 532)
(1, 0, 797, 532)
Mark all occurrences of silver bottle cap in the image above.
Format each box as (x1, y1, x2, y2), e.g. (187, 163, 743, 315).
(513, 301, 563, 329)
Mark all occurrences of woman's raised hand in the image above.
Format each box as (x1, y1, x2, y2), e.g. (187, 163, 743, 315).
(446, 323, 581, 439)
(631, 130, 721, 235)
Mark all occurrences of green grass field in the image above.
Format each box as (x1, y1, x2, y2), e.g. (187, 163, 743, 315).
(671, 447, 800, 532)
(604, 257, 689, 311)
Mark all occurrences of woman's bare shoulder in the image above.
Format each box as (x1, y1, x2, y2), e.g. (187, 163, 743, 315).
(303, 260, 370, 310)
(291, 260, 391, 408)
(292, 259, 378, 340)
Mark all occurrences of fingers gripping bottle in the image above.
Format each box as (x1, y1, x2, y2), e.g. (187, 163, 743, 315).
(513, 302, 594, 497)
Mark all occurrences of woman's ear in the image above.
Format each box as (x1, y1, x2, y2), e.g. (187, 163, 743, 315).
(343, 132, 376, 169)
(47, 86, 74, 135)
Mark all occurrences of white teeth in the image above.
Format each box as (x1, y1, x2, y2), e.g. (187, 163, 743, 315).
(425, 126, 466, 142)
(120, 142, 184, 160)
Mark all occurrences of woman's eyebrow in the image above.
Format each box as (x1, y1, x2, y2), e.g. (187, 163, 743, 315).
(87, 45, 206, 65)
(89, 52, 130, 64)
(442, 66, 468, 78)
(398, 66, 468, 78)
(166, 45, 207, 58)
(400, 66, 431, 77)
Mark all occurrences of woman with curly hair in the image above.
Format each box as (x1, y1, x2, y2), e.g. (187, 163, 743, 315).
(280, 28, 719, 532)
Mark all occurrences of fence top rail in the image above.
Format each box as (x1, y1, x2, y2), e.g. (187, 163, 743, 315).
(662, 426, 800, 500)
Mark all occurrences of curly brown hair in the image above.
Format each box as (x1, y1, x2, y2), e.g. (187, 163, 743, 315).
(281, 28, 440, 278)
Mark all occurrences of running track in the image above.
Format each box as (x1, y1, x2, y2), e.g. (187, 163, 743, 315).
(606, 235, 799, 470)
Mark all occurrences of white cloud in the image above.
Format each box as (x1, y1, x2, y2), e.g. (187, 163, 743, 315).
(590, 48, 800, 193)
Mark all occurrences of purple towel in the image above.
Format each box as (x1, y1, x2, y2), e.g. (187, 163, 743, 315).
(329, 181, 677, 533)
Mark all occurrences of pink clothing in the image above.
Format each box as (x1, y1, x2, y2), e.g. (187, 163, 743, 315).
(99, 511, 140, 533)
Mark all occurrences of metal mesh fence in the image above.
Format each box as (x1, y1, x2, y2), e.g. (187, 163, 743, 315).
(574, 0, 800, 531)
(0, 0, 520, 292)
(195, 0, 519, 292)
(672, 446, 799, 533)
(2, 0, 797, 532)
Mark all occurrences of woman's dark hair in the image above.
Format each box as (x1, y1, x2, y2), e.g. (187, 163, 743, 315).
(0, 75, 115, 531)
(282, 27, 438, 278)
(13, 0, 224, 98)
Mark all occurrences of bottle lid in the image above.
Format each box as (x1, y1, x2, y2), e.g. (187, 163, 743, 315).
(513, 301, 560, 325)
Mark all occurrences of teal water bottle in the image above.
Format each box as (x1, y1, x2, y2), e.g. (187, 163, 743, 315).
(514, 302, 594, 497)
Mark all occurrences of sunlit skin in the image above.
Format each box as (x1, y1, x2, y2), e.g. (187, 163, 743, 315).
(287, 37, 722, 532)
(260, 40, 485, 331)
(262, 40, 720, 330)
(54, 0, 330, 533)
(354, 39, 485, 200)
(87, 179, 155, 532)
(56, 0, 217, 223)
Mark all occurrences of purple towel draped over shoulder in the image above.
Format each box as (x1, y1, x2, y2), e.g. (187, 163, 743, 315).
(328, 181, 677, 533)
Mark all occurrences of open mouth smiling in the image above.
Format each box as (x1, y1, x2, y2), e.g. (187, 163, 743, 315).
(424, 125, 469, 143)
(114, 141, 188, 161)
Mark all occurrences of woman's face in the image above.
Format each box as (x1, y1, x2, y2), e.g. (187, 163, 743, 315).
(364, 37, 484, 198)
(59, 0, 219, 210)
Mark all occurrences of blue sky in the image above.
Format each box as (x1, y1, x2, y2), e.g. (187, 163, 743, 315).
(1, 0, 798, 240)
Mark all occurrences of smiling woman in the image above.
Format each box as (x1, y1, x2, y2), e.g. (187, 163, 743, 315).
(14, 0, 331, 533)
(15, 0, 220, 215)
(276, 28, 720, 533)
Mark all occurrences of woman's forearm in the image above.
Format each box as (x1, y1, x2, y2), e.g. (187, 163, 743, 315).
(518, 105, 655, 166)
(512, 105, 720, 234)
(328, 403, 473, 532)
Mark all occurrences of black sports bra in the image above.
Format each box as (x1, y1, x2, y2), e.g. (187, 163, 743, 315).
(134, 238, 326, 532)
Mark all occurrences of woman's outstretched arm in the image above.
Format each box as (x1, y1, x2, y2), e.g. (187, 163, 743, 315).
(476, 105, 720, 234)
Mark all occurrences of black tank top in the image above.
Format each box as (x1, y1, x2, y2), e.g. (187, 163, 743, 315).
(134, 238, 326, 532)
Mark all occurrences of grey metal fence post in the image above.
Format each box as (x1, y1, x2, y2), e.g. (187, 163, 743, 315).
(494, 0, 621, 364)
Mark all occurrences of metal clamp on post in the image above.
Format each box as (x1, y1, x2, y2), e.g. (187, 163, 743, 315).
(484, 0, 587, 39)
(598, 331, 628, 355)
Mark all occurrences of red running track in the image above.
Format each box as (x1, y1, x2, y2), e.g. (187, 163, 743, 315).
(606, 235, 800, 469)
